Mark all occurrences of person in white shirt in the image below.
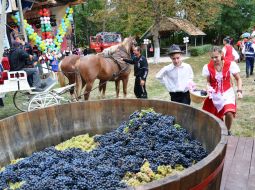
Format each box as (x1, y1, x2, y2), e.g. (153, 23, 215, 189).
(156, 44, 194, 105)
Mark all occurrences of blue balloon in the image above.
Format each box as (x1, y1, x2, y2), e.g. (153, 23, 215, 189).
(27, 29, 32, 35)
(68, 16, 73, 22)
(66, 7, 70, 13)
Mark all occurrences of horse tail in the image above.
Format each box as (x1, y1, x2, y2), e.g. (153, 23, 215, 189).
(58, 61, 66, 87)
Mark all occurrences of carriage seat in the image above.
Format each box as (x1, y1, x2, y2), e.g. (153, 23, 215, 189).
(0, 71, 31, 93)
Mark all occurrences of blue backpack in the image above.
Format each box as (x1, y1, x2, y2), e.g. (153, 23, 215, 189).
(245, 42, 254, 53)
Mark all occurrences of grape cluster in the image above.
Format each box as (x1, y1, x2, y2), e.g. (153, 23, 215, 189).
(55, 133, 97, 152)
(0, 109, 207, 190)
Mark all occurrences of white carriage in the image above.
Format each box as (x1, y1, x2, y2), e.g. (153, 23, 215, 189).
(0, 70, 75, 112)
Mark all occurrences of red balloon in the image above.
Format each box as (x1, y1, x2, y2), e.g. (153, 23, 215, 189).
(43, 8, 47, 13)
(46, 11, 50, 16)
(39, 10, 43, 16)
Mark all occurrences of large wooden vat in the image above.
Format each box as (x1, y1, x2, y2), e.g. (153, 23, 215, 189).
(0, 99, 227, 190)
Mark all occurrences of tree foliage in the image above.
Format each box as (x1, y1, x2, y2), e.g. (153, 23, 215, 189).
(175, 0, 234, 30)
(73, 0, 255, 47)
(74, 0, 105, 47)
(213, 0, 255, 40)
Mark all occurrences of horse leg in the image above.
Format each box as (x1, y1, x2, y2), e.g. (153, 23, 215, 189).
(99, 80, 106, 99)
(122, 78, 129, 98)
(75, 72, 83, 100)
(115, 80, 120, 98)
(83, 81, 94, 100)
(101, 83, 106, 99)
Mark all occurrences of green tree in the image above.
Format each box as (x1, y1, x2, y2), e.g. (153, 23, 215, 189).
(74, 0, 254, 58)
(74, 0, 105, 47)
(211, 0, 255, 42)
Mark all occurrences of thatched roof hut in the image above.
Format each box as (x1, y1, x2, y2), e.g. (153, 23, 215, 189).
(141, 17, 206, 46)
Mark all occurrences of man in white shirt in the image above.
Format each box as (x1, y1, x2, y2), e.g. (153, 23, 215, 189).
(156, 44, 194, 105)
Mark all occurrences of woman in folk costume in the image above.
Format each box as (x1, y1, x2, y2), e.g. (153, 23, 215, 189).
(222, 37, 239, 62)
(202, 46, 243, 135)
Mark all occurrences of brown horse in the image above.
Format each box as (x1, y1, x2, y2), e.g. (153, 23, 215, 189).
(58, 37, 135, 100)
(58, 55, 112, 100)
(58, 55, 124, 100)
(75, 37, 135, 100)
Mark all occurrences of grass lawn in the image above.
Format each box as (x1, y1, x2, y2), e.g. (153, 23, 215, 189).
(0, 53, 254, 137)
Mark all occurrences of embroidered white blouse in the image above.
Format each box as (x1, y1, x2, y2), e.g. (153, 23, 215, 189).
(202, 61, 240, 112)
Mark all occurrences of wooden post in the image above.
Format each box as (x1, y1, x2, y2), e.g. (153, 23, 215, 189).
(195, 37, 197, 47)
(0, 0, 7, 62)
(202, 36, 204, 45)
(17, 0, 28, 42)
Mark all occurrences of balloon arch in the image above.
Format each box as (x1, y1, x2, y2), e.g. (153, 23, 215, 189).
(11, 7, 74, 53)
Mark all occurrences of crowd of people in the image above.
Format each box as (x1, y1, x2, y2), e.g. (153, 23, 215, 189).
(0, 33, 84, 106)
(0, 32, 252, 136)
(125, 37, 245, 136)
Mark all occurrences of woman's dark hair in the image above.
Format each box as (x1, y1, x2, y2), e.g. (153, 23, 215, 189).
(223, 37, 230, 44)
(135, 46, 141, 53)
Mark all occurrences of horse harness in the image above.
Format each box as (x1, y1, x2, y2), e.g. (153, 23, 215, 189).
(109, 46, 130, 80)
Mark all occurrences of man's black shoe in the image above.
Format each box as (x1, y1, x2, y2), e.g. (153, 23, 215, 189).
(0, 98, 4, 107)
(32, 88, 44, 92)
(39, 83, 47, 89)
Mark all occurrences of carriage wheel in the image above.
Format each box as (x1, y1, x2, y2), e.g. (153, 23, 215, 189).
(28, 92, 59, 111)
(13, 91, 34, 112)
